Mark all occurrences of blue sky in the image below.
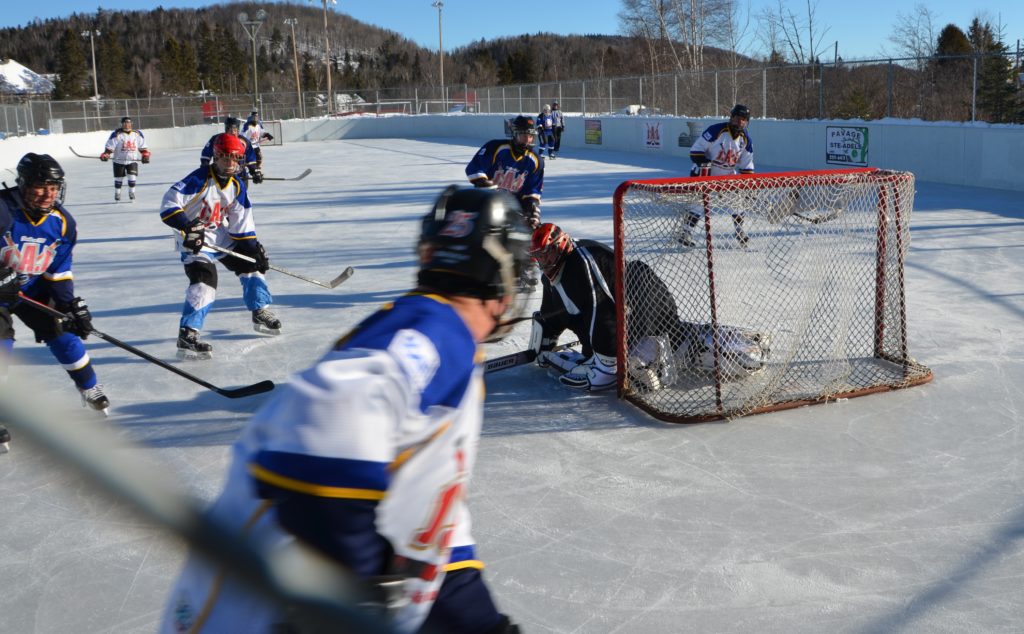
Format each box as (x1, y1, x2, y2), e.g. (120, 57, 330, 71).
(2, 1, 1021, 62)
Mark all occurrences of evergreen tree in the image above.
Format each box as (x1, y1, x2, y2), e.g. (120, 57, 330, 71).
(968, 19, 1016, 123)
(98, 31, 130, 97)
(53, 28, 90, 99)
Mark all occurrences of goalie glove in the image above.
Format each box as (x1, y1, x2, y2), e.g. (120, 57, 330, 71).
(140, 149, 151, 164)
(530, 312, 558, 367)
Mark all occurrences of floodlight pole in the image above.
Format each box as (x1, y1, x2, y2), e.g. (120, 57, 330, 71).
(432, 1, 445, 111)
(238, 10, 267, 110)
(311, 0, 338, 116)
(82, 29, 101, 130)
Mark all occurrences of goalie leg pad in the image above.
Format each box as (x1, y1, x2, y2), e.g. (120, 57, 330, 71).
(539, 349, 585, 373)
(559, 353, 616, 392)
(627, 335, 678, 391)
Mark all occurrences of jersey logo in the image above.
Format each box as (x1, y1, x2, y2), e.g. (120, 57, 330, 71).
(1, 233, 59, 276)
(200, 200, 223, 227)
(388, 329, 440, 393)
(492, 166, 527, 193)
(438, 211, 477, 239)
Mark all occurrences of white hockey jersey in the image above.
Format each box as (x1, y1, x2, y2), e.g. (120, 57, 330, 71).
(158, 166, 258, 255)
(242, 121, 270, 148)
(104, 128, 148, 164)
(160, 293, 486, 634)
(689, 121, 754, 175)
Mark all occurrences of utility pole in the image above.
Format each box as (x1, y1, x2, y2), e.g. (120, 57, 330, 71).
(284, 18, 305, 118)
(81, 29, 101, 130)
(311, 0, 338, 115)
(238, 10, 268, 110)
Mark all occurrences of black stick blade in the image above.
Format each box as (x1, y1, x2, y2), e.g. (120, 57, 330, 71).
(217, 380, 276, 398)
(329, 267, 355, 289)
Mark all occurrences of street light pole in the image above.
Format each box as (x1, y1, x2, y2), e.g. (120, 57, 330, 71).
(284, 18, 305, 119)
(238, 10, 268, 110)
(81, 29, 101, 130)
(431, 1, 445, 111)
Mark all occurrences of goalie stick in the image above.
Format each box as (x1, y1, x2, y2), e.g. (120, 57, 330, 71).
(263, 168, 312, 181)
(485, 340, 578, 374)
(204, 243, 354, 289)
(69, 146, 102, 160)
(17, 294, 275, 399)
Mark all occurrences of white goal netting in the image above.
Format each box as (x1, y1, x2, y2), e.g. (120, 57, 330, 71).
(613, 168, 933, 422)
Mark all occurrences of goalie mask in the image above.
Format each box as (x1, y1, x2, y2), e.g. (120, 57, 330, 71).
(418, 186, 532, 337)
(211, 133, 247, 177)
(16, 153, 66, 218)
(530, 223, 574, 280)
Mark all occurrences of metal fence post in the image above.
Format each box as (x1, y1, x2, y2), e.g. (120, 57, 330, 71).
(887, 60, 894, 118)
(971, 55, 978, 122)
(170, 97, 176, 128)
(818, 62, 824, 118)
(609, 79, 613, 114)
(762, 68, 767, 118)
(674, 74, 678, 116)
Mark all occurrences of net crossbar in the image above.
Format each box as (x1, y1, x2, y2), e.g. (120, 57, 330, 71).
(612, 168, 933, 423)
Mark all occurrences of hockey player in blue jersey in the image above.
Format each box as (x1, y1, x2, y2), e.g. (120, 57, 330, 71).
(199, 117, 260, 184)
(160, 186, 531, 634)
(465, 114, 545, 229)
(680, 103, 755, 247)
(536, 104, 557, 158)
(0, 153, 109, 414)
(160, 133, 281, 360)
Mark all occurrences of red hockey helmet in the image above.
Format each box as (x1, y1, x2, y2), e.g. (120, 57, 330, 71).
(212, 133, 247, 176)
(530, 222, 574, 280)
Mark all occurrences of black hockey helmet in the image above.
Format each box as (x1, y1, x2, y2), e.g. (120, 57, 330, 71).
(16, 153, 66, 213)
(509, 115, 536, 151)
(224, 116, 242, 134)
(730, 104, 751, 120)
(418, 185, 532, 303)
(121, 116, 132, 124)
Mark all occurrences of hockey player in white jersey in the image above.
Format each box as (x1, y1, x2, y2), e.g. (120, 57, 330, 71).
(242, 110, 274, 177)
(680, 103, 754, 247)
(159, 133, 281, 360)
(159, 185, 531, 634)
(100, 116, 150, 202)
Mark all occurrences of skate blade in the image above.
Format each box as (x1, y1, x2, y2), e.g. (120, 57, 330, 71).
(0, 442, 9, 454)
(177, 349, 214, 361)
(253, 323, 282, 335)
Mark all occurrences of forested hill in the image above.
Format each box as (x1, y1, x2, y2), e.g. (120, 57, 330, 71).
(0, 1, 670, 99)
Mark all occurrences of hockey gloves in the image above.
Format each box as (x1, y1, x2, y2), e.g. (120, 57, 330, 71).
(251, 168, 264, 184)
(141, 149, 151, 164)
(470, 177, 497, 189)
(182, 219, 206, 254)
(253, 242, 270, 273)
(0, 266, 20, 307)
(521, 198, 541, 230)
(61, 297, 94, 339)
(99, 152, 111, 162)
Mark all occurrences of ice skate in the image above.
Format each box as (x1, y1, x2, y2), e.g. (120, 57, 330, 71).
(677, 231, 696, 248)
(79, 384, 110, 416)
(114, 190, 121, 202)
(0, 424, 10, 453)
(252, 308, 282, 335)
(128, 189, 136, 201)
(177, 327, 213, 360)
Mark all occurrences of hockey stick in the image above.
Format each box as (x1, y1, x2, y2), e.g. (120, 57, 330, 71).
(263, 169, 312, 181)
(204, 243, 354, 289)
(17, 293, 275, 399)
(69, 146, 102, 160)
(485, 340, 578, 374)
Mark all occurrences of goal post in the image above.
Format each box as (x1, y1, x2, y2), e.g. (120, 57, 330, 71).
(612, 168, 933, 423)
(261, 120, 283, 146)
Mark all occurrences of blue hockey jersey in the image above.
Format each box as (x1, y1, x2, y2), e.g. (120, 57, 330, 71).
(465, 139, 544, 203)
(0, 187, 78, 307)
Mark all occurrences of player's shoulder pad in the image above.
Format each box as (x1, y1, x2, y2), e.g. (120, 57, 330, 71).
(703, 121, 728, 140)
(170, 167, 209, 193)
(387, 328, 443, 395)
(50, 204, 78, 238)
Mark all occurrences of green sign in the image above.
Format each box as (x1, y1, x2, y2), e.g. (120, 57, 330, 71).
(826, 126, 869, 166)
(585, 119, 603, 145)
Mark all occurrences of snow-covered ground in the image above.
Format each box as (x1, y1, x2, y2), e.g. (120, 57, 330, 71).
(2, 137, 1024, 633)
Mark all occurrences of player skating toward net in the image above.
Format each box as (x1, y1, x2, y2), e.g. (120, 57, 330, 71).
(159, 133, 281, 360)
(100, 116, 151, 202)
(680, 104, 754, 247)
(0, 154, 109, 415)
(242, 110, 274, 182)
(465, 114, 545, 229)
(529, 223, 769, 392)
(159, 186, 531, 634)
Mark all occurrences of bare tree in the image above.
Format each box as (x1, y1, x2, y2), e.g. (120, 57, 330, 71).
(759, 0, 830, 64)
(884, 3, 937, 69)
(711, 0, 754, 104)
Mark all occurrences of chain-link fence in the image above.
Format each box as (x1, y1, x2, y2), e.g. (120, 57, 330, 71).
(2, 52, 1020, 138)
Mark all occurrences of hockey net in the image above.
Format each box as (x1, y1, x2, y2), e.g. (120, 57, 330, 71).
(262, 120, 283, 146)
(613, 168, 933, 423)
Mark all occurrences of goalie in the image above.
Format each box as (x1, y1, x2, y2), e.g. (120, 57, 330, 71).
(529, 223, 769, 392)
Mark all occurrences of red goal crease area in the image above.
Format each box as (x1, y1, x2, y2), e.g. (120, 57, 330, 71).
(612, 168, 933, 424)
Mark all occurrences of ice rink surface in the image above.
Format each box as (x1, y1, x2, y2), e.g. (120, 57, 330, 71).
(1, 135, 1023, 633)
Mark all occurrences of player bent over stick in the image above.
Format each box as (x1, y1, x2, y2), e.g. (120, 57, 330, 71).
(159, 133, 282, 360)
(529, 223, 770, 392)
(159, 186, 531, 633)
